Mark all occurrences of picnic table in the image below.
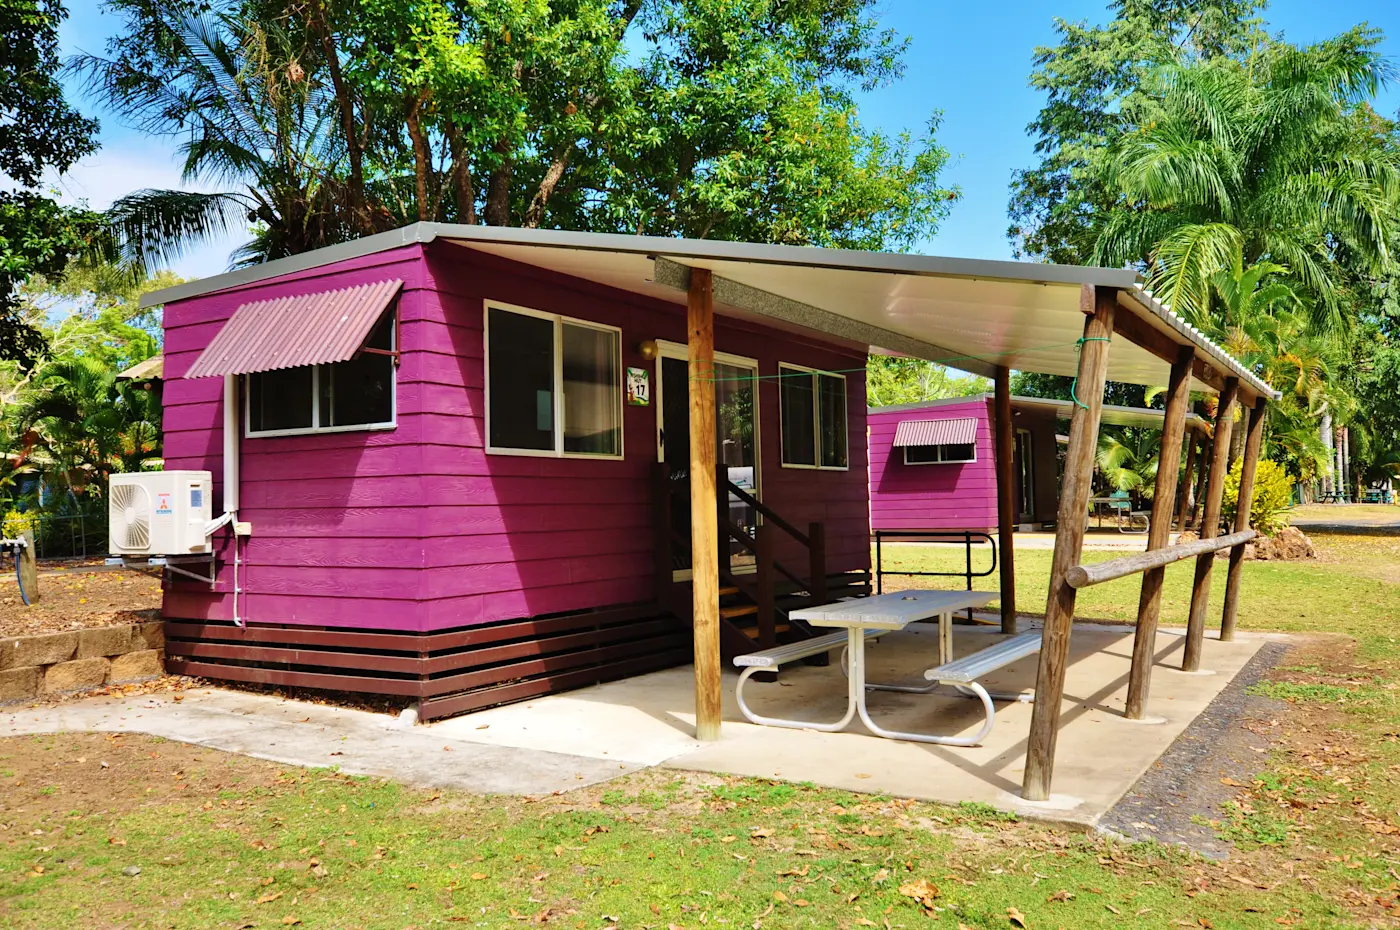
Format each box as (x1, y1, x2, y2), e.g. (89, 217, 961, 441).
(785, 589, 1003, 745)
(1088, 495, 1149, 533)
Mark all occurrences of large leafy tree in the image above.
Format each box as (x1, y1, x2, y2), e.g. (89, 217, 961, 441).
(0, 0, 104, 367)
(84, 0, 958, 268)
(1008, 0, 1264, 264)
(865, 357, 989, 408)
(1092, 30, 1400, 326)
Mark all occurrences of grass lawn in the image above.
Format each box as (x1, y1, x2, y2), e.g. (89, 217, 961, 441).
(1291, 503, 1400, 523)
(879, 532, 1400, 658)
(3, 534, 1400, 928)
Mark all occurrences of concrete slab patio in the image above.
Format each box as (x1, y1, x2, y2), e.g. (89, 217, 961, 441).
(0, 623, 1278, 827)
(431, 622, 1272, 827)
(1, 686, 643, 795)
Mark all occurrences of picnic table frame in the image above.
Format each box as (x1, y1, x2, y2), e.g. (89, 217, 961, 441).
(789, 589, 999, 746)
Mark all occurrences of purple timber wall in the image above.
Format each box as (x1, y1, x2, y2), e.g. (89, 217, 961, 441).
(867, 399, 998, 532)
(161, 241, 869, 633)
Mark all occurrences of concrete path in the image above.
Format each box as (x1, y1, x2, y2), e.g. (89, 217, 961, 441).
(1, 687, 641, 795)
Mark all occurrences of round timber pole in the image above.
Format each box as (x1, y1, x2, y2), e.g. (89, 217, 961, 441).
(687, 268, 722, 741)
(1175, 431, 1198, 532)
(993, 367, 1017, 634)
(1220, 400, 1266, 641)
(1124, 344, 1194, 719)
(1022, 285, 1115, 802)
(1182, 377, 1239, 672)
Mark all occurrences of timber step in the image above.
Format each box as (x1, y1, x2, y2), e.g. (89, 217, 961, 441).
(720, 604, 758, 620)
(741, 623, 790, 640)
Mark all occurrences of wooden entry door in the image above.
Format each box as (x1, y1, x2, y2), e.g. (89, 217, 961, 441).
(656, 342, 760, 575)
(1015, 427, 1035, 523)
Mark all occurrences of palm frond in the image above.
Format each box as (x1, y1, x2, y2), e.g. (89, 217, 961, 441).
(106, 189, 251, 273)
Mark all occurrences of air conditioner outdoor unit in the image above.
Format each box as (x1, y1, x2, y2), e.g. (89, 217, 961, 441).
(109, 471, 214, 556)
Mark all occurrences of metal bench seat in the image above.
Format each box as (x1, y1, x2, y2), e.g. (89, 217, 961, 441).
(892, 631, 1042, 746)
(734, 630, 860, 668)
(733, 629, 885, 731)
(924, 631, 1043, 685)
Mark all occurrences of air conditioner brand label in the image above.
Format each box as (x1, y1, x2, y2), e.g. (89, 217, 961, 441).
(155, 492, 172, 515)
(190, 489, 203, 509)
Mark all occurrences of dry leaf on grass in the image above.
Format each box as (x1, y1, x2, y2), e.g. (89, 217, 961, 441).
(898, 878, 939, 910)
(1007, 905, 1027, 927)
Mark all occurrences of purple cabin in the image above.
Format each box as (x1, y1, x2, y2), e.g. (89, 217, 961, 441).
(151, 227, 873, 719)
(868, 396, 1060, 534)
(868, 395, 1206, 535)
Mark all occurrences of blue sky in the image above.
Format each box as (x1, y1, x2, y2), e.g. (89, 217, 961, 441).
(54, 0, 1400, 280)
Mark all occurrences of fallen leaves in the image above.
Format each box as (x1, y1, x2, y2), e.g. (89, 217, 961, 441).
(897, 878, 939, 911)
(1007, 905, 1027, 927)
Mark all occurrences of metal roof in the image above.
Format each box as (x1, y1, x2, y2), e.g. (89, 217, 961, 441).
(143, 223, 1276, 400)
(892, 418, 979, 447)
(870, 394, 1211, 432)
(116, 355, 164, 381)
(184, 279, 402, 379)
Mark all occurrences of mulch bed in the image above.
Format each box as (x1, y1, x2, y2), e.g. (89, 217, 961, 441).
(0, 563, 162, 638)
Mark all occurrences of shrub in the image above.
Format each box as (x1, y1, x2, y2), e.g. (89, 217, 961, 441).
(1, 509, 34, 540)
(1222, 459, 1294, 536)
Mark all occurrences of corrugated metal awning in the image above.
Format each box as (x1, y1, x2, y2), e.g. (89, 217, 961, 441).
(184, 279, 403, 378)
(892, 417, 978, 447)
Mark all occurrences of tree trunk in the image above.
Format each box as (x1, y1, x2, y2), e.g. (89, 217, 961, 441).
(486, 139, 513, 226)
(524, 148, 572, 228)
(310, 2, 371, 235)
(1320, 411, 1333, 496)
(405, 96, 432, 222)
(446, 125, 477, 224)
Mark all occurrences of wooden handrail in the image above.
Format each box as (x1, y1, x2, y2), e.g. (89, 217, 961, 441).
(1066, 529, 1256, 589)
(724, 479, 809, 546)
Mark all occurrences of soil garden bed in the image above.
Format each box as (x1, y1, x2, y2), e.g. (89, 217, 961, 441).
(0, 563, 162, 637)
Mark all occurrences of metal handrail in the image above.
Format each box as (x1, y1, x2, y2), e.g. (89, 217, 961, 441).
(724, 478, 809, 546)
(872, 530, 998, 598)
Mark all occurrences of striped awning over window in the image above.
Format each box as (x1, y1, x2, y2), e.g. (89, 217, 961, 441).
(184, 279, 403, 379)
(891, 417, 978, 447)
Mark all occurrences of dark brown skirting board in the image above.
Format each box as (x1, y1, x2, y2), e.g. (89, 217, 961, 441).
(164, 600, 692, 719)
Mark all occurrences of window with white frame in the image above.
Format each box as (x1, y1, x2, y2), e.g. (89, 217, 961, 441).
(485, 302, 623, 458)
(246, 310, 397, 436)
(903, 442, 977, 465)
(779, 364, 848, 469)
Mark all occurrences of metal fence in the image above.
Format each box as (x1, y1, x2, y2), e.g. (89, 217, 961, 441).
(32, 513, 106, 560)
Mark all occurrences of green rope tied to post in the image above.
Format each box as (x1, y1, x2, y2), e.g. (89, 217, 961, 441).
(1069, 336, 1113, 410)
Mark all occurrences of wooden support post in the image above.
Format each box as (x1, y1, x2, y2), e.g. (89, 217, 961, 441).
(1182, 377, 1239, 672)
(1125, 346, 1194, 719)
(17, 530, 37, 605)
(1221, 401, 1266, 642)
(1176, 432, 1198, 532)
(1022, 286, 1116, 802)
(808, 522, 827, 607)
(993, 366, 1017, 634)
(687, 268, 721, 741)
(1191, 433, 1213, 532)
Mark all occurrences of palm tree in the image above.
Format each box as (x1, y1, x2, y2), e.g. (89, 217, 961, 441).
(1093, 28, 1400, 327)
(1096, 426, 1162, 503)
(12, 356, 162, 490)
(76, 9, 371, 271)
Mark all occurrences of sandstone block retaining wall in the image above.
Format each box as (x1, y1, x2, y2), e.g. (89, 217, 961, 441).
(0, 616, 166, 703)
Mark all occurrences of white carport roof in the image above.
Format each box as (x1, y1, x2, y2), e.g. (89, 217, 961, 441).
(143, 223, 1277, 402)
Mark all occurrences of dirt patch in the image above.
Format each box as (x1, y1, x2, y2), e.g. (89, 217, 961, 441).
(0, 730, 289, 836)
(1099, 640, 1289, 856)
(0, 565, 161, 637)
